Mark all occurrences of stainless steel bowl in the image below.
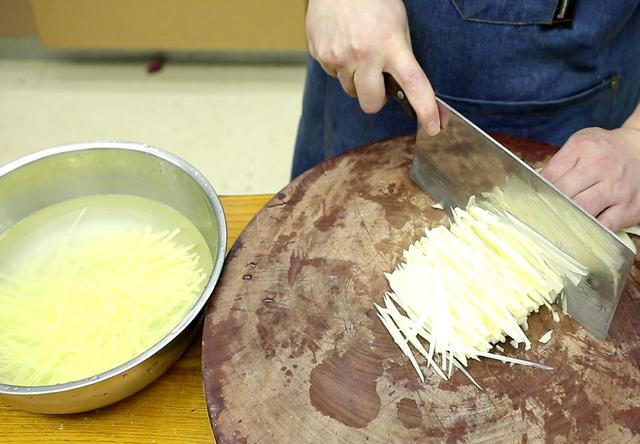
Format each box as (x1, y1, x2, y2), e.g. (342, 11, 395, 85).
(0, 142, 226, 414)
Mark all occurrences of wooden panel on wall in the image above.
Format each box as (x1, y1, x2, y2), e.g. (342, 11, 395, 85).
(0, 0, 37, 36)
(29, 0, 307, 51)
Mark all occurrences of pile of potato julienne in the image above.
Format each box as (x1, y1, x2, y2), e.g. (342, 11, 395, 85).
(377, 180, 637, 388)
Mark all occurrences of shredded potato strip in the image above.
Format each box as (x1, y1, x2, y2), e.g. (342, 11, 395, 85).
(377, 198, 588, 387)
(0, 225, 207, 386)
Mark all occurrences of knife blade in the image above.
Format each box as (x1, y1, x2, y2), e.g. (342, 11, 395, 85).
(385, 74, 635, 339)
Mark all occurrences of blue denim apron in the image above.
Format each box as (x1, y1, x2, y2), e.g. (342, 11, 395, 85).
(292, 0, 640, 178)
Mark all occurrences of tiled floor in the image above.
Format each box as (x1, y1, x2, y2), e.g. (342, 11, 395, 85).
(0, 45, 307, 195)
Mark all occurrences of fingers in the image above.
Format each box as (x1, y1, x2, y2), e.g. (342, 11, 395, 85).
(598, 204, 629, 232)
(541, 145, 580, 184)
(552, 161, 599, 198)
(353, 67, 386, 113)
(437, 101, 450, 130)
(314, 44, 438, 132)
(573, 182, 612, 216)
(337, 69, 357, 98)
(320, 62, 358, 99)
(387, 51, 439, 135)
(318, 61, 338, 79)
(598, 192, 640, 232)
(329, 65, 387, 109)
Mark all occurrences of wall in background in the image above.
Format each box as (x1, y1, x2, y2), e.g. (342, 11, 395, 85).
(0, 0, 36, 36)
(28, 0, 307, 51)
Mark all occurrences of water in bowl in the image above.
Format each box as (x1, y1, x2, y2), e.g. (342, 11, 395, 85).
(0, 194, 214, 387)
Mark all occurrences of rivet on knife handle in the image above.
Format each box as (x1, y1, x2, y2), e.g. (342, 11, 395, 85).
(384, 73, 416, 118)
(383, 73, 448, 129)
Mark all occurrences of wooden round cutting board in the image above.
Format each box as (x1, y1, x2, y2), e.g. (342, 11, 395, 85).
(202, 135, 640, 443)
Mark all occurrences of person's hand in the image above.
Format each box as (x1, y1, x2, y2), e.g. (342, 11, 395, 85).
(541, 125, 640, 231)
(306, 0, 441, 135)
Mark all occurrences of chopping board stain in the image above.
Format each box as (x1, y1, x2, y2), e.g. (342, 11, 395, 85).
(371, 314, 427, 391)
(357, 182, 422, 230)
(270, 232, 297, 255)
(626, 267, 640, 300)
(298, 313, 327, 357)
(610, 284, 640, 368)
(396, 398, 422, 429)
(481, 345, 603, 444)
(613, 406, 640, 434)
(314, 206, 345, 232)
(437, 372, 469, 393)
(287, 251, 304, 286)
(446, 419, 470, 444)
(423, 427, 448, 439)
(347, 140, 412, 175)
(309, 341, 383, 428)
(382, 358, 424, 392)
(202, 306, 242, 426)
(286, 328, 320, 361)
(287, 251, 328, 286)
(570, 334, 639, 392)
(255, 292, 330, 363)
(256, 303, 291, 359)
(277, 174, 312, 207)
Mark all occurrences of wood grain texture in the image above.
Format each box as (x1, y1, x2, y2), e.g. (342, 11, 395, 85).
(203, 136, 640, 443)
(0, 194, 271, 444)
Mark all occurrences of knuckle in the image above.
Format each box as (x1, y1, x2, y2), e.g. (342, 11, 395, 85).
(350, 43, 370, 62)
(592, 134, 614, 151)
(566, 134, 593, 151)
(593, 154, 607, 169)
(319, 62, 336, 77)
(400, 67, 424, 90)
(314, 48, 328, 63)
(577, 196, 597, 214)
(330, 51, 346, 68)
(315, 47, 342, 67)
(574, 127, 598, 138)
(611, 178, 626, 195)
(588, 126, 608, 137)
(589, 190, 604, 212)
(593, 152, 615, 170)
(590, 185, 604, 201)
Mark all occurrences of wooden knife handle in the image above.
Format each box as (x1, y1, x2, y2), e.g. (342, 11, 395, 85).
(384, 73, 450, 130)
(383, 73, 416, 118)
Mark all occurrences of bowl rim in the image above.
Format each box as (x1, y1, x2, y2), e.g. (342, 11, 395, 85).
(0, 141, 227, 395)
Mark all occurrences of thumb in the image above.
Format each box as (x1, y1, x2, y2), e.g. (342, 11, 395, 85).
(386, 50, 439, 135)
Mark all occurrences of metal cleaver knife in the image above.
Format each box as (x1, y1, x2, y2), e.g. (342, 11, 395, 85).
(385, 75, 635, 340)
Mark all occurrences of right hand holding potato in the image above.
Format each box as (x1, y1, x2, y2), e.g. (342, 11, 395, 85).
(306, 0, 441, 135)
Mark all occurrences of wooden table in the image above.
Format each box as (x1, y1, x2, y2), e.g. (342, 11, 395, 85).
(0, 194, 273, 444)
